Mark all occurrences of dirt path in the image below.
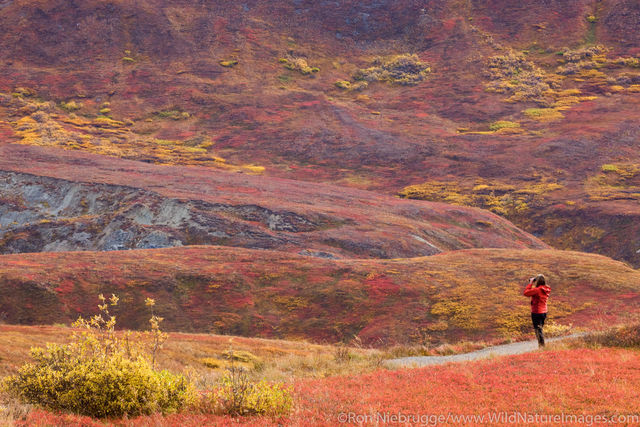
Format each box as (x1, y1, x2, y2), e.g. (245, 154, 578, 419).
(385, 333, 585, 368)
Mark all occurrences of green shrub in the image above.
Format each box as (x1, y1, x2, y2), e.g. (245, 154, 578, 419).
(334, 80, 352, 90)
(205, 366, 292, 416)
(601, 164, 619, 173)
(60, 101, 82, 112)
(579, 324, 640, 348)
(353, 54, 430, 86)
(222, 349, 263, 370)
(201, 357, 228, 369)
(279, 57, 319, 76)
(156, 109, 191, 120)
(489, 120, 521, 131)
(1, 294, 196, 418)
(12, 87, 36, 98)
(3, 346, 194, 418)
(219, 59, 238, 68)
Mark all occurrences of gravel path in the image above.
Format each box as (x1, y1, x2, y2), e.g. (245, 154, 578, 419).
(385, 333, 586, 368)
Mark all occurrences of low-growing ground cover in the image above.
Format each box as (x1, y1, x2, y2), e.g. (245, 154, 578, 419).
(7, 345, 639, 426)
(2, 247, 640, 346)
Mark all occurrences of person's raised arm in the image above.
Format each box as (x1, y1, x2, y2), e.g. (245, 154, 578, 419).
(523, 279, 539, 296)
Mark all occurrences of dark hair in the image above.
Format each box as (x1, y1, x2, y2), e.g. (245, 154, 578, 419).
(534, 274, 546, 287)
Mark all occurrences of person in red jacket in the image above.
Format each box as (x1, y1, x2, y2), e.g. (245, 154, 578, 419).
(523, 274, 551, 347)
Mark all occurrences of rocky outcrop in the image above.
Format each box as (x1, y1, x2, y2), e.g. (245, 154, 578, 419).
(0, 146, 548, 259)
(0, 171, 326, 254)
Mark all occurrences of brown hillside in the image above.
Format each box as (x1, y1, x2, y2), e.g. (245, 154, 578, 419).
(0, 144, 545, 258)
(1, 0, 639, 265)
(1, 246, 638, 346)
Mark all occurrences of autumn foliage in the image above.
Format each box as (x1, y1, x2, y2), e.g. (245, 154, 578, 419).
(1, 246, 639, 346)
(10, 346, 640, 426)
(2, 295, 196, 418)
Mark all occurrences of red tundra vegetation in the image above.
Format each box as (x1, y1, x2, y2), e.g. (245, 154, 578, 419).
(1, 246, 639, 346)
(1, 0, 640, 265)
(12, 347, 640, 426)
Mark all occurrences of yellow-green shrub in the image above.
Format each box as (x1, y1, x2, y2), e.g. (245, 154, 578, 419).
(279, 57, 319, 75)
(12, 87, 36, 98)
(1, 294, 196, 418)
(201, 357, 228, 369)
(219, 59, 238, 68)
(489, 120, 521, 132)
(353, 54, 430, 86)
(544, 321, 573, 338)
(60, 100, 82, 112)
(156, 109, 191, 120)
(204, 366, 292, 416)
(523, 108, 564, 122)
(3, 345, 194, 418)
(222, 349, 263, 370)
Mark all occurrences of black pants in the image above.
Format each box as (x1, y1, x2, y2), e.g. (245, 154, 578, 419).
(531, 312, 547, 347)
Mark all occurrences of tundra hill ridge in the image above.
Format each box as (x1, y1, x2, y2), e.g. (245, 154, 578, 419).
(0, 144, 545, 258)
(1, 245, 638, 346)
(1, 0, 640, 265)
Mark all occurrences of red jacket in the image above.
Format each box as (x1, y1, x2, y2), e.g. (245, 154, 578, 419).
(524, 283, 551, 313)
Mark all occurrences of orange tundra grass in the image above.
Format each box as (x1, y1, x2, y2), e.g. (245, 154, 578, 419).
(15, 348, 640, 426)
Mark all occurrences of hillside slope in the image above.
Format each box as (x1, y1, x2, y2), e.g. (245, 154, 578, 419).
(0, 144, 545, 258)
(1, 246, 638, 346)
(1, 0, 639, 265)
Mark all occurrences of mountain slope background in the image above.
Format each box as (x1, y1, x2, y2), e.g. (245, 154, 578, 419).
(0, 0, 639, 349)
(1, 0, 639, 266)
(1, 246, 639, 345)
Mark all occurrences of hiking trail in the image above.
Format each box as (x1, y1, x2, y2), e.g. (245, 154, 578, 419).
(386, 333, 586, 368)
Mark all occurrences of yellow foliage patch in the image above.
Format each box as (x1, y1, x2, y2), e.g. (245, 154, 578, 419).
(586, 163, 640, 201)
(280, 57, 319, 75)
(6, 94, 265, 174)
(353, 54, 430, 86)
(523, 108, 564, 122)
(400, 178, 563, 218)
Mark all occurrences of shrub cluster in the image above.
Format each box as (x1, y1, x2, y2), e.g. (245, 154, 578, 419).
(203, 365, 292, 416)
(586, 163, 640, 201)
(579, 324, 640, 348)
(1, 295, 294, 420)
(484, 51, 559, 105)
(60, 100, 82, 112)
(156, 109, 191, 120)
(399, 178, 562, 218)
(4, 344, 194, 418)
(2, 295, 195, 418)
(353, 54, 431, 86)
(279, 57, 319, 75)
(556, 45, 608, 76)
(489, 120, 522, 133)
(219, 59, 238, 68)
(334, 80, 352, 90)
